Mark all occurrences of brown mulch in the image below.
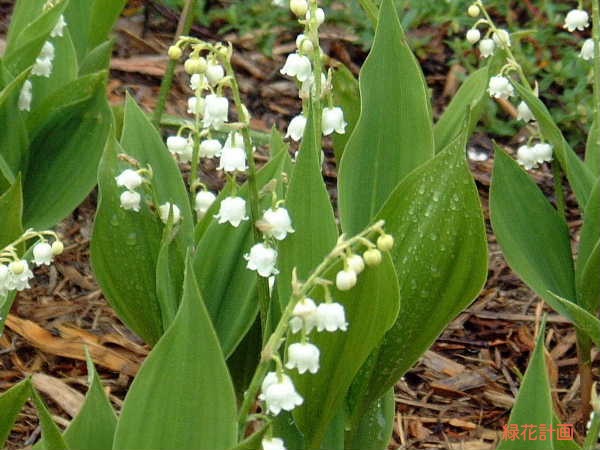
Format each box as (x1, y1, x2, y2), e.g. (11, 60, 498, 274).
(1, 2, 598, 450)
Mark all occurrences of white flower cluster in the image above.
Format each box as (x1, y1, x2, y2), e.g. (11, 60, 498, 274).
(0, 237, 63, 299)
(116, 169, 144, 213)
(516, 142, 553, 170)
(561, 8, 597, 62)
(280, 1, 347, 145)
(18, 14, 67, 112)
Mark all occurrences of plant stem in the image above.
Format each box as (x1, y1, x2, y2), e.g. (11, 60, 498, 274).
(591, 0, 600, 171)
(223, 59, 271, 338)
(551, 159, 566, 215)
(308, 0, 324, 136)
(578, 333, 594, 423)
(236, 221, 384, 439)
(152, 0, 196, 128)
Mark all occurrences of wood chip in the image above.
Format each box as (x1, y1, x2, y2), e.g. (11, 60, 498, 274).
(32, 374, 85, 418)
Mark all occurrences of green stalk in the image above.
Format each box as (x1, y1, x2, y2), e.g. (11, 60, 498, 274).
(357, 0, 378, 27)
(152, 0, 196, 128)
(591, 0, 600, 170)
(223, 59, 271, 338)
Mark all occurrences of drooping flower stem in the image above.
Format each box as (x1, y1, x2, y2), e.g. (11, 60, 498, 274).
(222, 57, 271, 333)
(152, 0, 197, 128)
(236, 220, 386, 439)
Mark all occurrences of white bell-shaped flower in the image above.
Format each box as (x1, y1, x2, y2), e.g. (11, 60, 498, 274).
(516, 145, 538, 170)
(187, 97, 203, 115)
(115, 169, 143, 190)
(206, 63, 225, 85)
(516, 101, 534, 122)
(215, 196, 249, 227)
(466, 28, 481, 44)
(479, 38, 495, 58)
(203, 94, 229, 129)
(33, 242, 54, 266)
(261, 207, 295, 240)
(8, 260, 34, 291)
(158, 202, 182, 224)
(245, 243, 279, 277)
(488, 75, 514, 99)
(305, 7, 325, 26)
(166, 136, 190, 155)
(285, 342, 320, 374)
(531, 142, 553, 164)
(492, 29, 511, 48)
(259, 372, 303, 415)
(322, 107, 347, 136)
(290, 0, 308, 17)
(335, 269, 357, 291)
(18, 80, 32, 112)
(286, 114, 307, 141)
(346, 254, 365, 274)
(50, 15, 67, 37)
(190, 74, 206, 91)
(262, 437, 287, 450)
(281, 53, 312, 83)
(199, 139, 222, 158)
(39, 41, 55, 60)
(32, 57, 53, 77)
(564, 9, 589, 32)
(580, 39, 595, 61)
(0, 264, 10, 296)
(120, 191, 142, 212)
(218, 146, 247, 172)
(315, 302, 348, 332)
(195, 190, 216, 218)
(290, 297, 318, 334)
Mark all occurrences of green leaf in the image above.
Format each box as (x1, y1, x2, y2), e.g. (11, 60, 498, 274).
(32, 387, 69, 450)
(331, 65, 360, 162)
(291, 255, 400, 449)
(79, 41, 114, 76)
(585, 117, 599, 176)
(91, 137, 164, 345)
(545, 292, 600, 346)
(0, 176, 23, 249)
(5, 0, 46, 49)
(88, 0, 127, 50)
(350, 130, 487, 418)
(120, 95, 194, 243)
(193, 150, 291, 356)
(496, 322, 554, 450)
(338, 0, 434, 235)
(63, 353, 117, 450)
(515, 84, 595, 207)
(155, 225, 185, 329)
(348, 389, 395, 450)
(4, 1, 69, 75)
(490, 147, 576, 304)
(277, 103, 338, 309)
(576, 180, 600, 312)
(433, 67, 489, 152)
(113, 256, 237, 450)
(23, 77, 112, 229)
(0, 379, 32, 448)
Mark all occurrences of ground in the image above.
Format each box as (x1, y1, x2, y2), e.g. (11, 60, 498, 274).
(0, 1, 597, 449)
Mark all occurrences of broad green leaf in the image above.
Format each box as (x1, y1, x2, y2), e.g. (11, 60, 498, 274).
(496, 322, 554, 450)
(0, 379, 32, 448)
(29, 29, 78, 110)
(331, 65, 360, 162)
(91, 137, 164, 345)
(277, 103, 338, 309)
(113, 256, 237, 450)
(338, 0, 434, 235)
(515, 84, 595, 207)
(120, 95, 194, 243)
(4, 1, 68, 75)
(32, 387, 69, 450)
(63, 353, 117, 450)
(0, 176, 23, 249)
(23, 77, 112, 229)
(155, 224, 185, 330)
(227, 318, 260, 401)
(490, 148, 576, 304)
(0, 65, 31, 185)
(291, 255, 400, 449)
(576, 180, 600, 312)
(347, 389, 395, 450)
(79, 41, 114, 76)
(193, 150, 291, 356)
(546, 292, 600, 346)
(5, 0, 46, 48)
(433, 66, 489, 152)
(350, 130, 487, 417)
(585, 117, 599, 175)
(88, 0, 128, 50)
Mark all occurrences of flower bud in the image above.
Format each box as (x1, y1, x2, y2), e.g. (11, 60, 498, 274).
(206, 63, 225, 85)
(377, 234, 394, 252)
(158, 202, 182, 225)
(10, 260, 25, 275)
(467, 4, 480, 17)
(51, 240, 64, 256)
(466, 28, 481, 44)
(336, 269, 357, 291)
(33, 242, 53, 266)
(290, 0, 308, 17)
(363, 248, 382, 266)
(346, 254, 365, 274)
(184, 57, 207, 75)
(168, 45, 182, 60)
